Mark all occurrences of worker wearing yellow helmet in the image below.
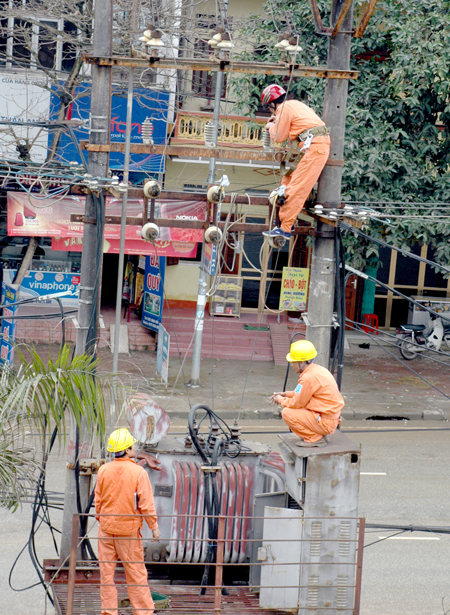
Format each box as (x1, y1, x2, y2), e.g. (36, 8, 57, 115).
(270, 340, 344, 447)
(95, 428, 161, 615)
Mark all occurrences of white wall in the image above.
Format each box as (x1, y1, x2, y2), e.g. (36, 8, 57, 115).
(165, 260, 200, 302)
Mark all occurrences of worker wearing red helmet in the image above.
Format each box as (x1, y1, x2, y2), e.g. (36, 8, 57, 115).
(261, 84, 330, 239)
(95, 428, 161, 615)
(271, 340, 344, 447)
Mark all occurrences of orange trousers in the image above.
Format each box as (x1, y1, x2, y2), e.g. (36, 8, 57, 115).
(279, 140, 330, 232)
(98, 527, 154, 615)
(282, 407, 340, 442)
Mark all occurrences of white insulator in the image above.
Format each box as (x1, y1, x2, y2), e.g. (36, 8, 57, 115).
(117, 182, 128, 193)
(111, 175, 119, 186)
(204, 121, 217, 148)
(141, 222, 160, 242)
(262, 130, 272, 151)
(142, 118, 154, 145)
(146, 38, 164, 47)
(208, 39, 218, 47)
(143, 179, 161, 198)
(205, 226, 223, 244)
(207, 185, 223, 203)
(268, 235, 287, 249)
(314, 204, 324, 213)
(328, 210, 338, 220)
(343, 204, 353, 212)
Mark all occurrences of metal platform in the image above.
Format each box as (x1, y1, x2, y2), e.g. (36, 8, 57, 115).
(279, 427, 361, 458)
(45, 562, 289, 615)
(52, 581, 288, 614)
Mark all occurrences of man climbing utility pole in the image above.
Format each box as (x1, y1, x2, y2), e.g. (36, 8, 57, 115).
(306, 0, 354, 367)
(59, 0, 112, 560)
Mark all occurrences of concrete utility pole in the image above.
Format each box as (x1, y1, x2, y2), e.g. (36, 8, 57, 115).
(189, 66, 224, 387)
(306, 0, 354, 367)
(60, 0, 113, 561)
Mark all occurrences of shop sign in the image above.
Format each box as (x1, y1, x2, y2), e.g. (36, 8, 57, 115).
(279, 267, 309, 311)
(142, 255, 166, 332)
(0, 73, 50, 165)
(50, 83, 170, 175)
(51, 236, 198, 258)
(156, 323, 170, 385)
(2, 269, 79, 307)
(7, 192, 206, 244)
(0, 283, 18, 366)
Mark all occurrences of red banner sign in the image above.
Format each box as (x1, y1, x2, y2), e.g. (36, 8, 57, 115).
(7, 192, 206, 243)
(51, 236, 198, 258)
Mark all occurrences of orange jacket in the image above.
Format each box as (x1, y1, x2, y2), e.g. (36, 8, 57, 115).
(279, 363, 344, 419)
(95, 457, 158, 536)
(268, 100, 328, 144)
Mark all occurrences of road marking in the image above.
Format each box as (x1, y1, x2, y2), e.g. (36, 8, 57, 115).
(361, 472, 386, 475)
(378, 536, 440, 540)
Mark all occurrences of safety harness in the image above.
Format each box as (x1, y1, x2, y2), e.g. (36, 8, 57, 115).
(280, 125, 330, 177)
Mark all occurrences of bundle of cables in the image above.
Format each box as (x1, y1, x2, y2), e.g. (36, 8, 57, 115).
(187, 404, 246, 593)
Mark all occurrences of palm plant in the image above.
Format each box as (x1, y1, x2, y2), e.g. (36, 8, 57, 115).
(0, 345, 106, 510)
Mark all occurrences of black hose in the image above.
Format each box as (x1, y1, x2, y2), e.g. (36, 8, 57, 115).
(188, 404, 239, 594)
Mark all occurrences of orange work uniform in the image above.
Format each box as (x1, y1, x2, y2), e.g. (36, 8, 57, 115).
(268, 100, 330, 233)
(279, 363, 344, 443)
(95, 457, 159, 615)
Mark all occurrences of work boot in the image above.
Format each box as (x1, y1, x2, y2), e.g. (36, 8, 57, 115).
(296, 437, 328, 448)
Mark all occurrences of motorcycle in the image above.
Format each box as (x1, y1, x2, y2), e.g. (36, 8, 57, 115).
(397, 314, 450, 360)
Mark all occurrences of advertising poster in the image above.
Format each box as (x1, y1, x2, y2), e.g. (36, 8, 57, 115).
(142, 255, 166, 332)
(0, 283, 18, 366)
(2, 269, 80, 307)
(51, 237, 198, 259)
(0, 73, 51, 164)
(8, 193, 204, 259)
(50, 83, 170, 176)
(156, 323, 170, 385)
(135, 272, 145, 306)
(279, 267, 310, 311)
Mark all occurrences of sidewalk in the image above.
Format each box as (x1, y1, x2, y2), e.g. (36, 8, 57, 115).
(91, 337, 450, 422)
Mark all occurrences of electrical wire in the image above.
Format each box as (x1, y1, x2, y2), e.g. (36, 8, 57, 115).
(345, 318, 450, 403)
(339, 221, 450, 275)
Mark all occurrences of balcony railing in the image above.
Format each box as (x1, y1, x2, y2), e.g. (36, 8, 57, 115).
(172, 111, 268, 148)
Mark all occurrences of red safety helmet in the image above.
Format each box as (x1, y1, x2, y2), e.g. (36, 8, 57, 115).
(261, 84, 287, 106)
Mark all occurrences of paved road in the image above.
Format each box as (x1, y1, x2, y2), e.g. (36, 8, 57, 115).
(2, 420, 450, 615)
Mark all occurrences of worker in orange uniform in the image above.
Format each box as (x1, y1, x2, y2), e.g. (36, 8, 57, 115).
(271, 340, 344, 447)
(261, 84, 330, 240)
(95, 428, 161, 615)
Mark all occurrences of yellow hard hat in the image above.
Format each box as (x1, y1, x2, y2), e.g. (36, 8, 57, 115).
(286, 340, 317, 363)
(107, 428, 137, 453)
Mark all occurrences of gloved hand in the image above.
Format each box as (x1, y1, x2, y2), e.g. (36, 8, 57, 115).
(266, 115, 276, 129)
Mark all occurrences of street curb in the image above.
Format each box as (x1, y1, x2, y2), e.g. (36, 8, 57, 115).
(165, 407, 445, 421)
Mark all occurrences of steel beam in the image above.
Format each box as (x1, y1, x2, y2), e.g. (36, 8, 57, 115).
(354, 0, 380, 37)
(306, 0, 328, 34)
(70, 213, 325, 234)
(331, 0, 354, 35)
(82, 55, 358, 80)
(80, 140, 280, 162)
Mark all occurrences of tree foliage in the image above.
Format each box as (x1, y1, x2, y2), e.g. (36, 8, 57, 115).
(232, 0, 450, 272)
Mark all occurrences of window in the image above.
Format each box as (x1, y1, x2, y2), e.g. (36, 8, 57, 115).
(0, 1, 77, 71)
(191, 14, 228, 99)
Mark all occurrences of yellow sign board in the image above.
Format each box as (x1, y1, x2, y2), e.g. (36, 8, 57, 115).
(279, 267, 309, 311)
